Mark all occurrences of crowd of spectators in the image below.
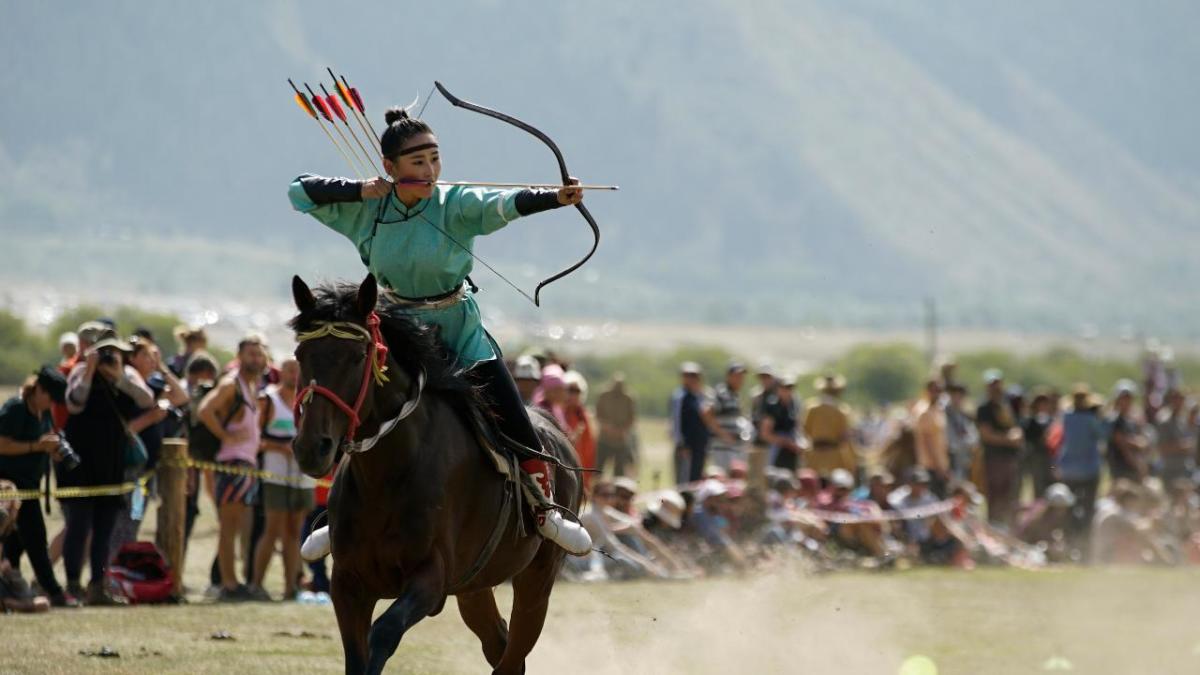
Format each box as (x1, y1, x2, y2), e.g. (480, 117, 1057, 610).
(4, 325, 1199, 610)
(534, 354, 1200, 582)
(0, 321, 328, 611)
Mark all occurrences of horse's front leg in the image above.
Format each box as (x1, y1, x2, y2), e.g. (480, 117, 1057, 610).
(365, 560, 447, 675)
(332, 571, 375, 675)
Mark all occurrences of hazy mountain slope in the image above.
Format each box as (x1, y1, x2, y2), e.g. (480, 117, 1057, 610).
(1, 0, 1197, 334)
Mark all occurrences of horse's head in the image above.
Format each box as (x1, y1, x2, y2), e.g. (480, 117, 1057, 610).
(290, 273, 382, 477)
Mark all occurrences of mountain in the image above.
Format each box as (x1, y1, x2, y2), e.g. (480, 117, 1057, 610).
(2, 0, 1198, 336)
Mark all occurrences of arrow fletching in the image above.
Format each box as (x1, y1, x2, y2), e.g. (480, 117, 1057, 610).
(337, 74, 366, 112)
(328, 67, 354, 108)
(303, 83, 333, 122)
(321, 84, 348, 122)
(289, 79, 318, 119)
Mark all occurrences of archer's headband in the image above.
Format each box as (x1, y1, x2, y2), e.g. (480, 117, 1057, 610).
(395, 142, 438, 157)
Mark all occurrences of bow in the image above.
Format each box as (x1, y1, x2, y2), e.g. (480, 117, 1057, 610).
(433, 81, 600, 307)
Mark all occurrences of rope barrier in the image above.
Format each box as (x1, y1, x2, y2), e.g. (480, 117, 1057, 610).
(0, 458, 331, 502)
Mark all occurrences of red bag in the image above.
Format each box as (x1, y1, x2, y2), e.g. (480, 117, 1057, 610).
(105, 542, 175, 604)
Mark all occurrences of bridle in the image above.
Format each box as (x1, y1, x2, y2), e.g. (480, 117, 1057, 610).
(294, 311, 424, 454)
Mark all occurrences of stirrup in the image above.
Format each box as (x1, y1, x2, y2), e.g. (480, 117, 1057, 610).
(301, 525, 331, 562)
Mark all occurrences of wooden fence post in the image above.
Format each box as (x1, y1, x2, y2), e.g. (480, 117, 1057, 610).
(156, 438, 188, 597)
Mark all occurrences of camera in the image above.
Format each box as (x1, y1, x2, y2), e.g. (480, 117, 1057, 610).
(57, 438, 81, 471)
(98, 348, 120, 367)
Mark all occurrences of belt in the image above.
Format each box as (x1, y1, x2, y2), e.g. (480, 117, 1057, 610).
(812, 440, 841, 449)
(384, 282, 470, 310)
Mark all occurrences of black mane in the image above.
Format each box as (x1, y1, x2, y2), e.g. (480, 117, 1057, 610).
(288, 281, 478, 401)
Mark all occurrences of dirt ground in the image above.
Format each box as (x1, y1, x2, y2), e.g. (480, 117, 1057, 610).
(2, 561, 1199, 674)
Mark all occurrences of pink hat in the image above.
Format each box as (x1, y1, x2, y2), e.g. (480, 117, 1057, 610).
(540, 364, 566, 389)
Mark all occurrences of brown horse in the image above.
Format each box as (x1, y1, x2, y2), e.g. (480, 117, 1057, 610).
(289, 274, 580, 675)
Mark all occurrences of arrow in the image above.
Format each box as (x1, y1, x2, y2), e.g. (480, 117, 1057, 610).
(396, 180, 618, 191)
(321, 83, 379, 174)
(329, 68, 380, 154)
(306, 83, 373, 177)
(289, 79, 363, 178)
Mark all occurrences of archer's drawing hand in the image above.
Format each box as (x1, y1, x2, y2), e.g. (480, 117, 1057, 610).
(361, 177, 394, 199)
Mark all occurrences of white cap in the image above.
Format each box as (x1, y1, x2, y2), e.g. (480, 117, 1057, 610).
(513, 355, 540, 381)
(1112, 378, 1138, 397)
(1045, 483, 1076, 508)
(983, 368, 1004, 384)
(829, 468, 855, 489)
(59, 332, 79, 348)
(647, 490, 686, 529)
(696, 478, 728, 503)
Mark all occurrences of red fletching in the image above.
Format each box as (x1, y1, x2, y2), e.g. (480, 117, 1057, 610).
(304, 83, 333, 121)
(338, 74, 366, 112)
(321, 84, 348, 122)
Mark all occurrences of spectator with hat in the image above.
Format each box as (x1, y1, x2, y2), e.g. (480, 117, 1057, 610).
(1015, 483, 1076, 561)
(535, 363, 569, 428)
(58, 333, 78, 370)
(511, 355, 541, 405)
(669, 363, 731, 484)
(710, 362, 751, 472)
(595, 373, 638, 478)
(976, 369, 1024, 527)
(1107, 379, 1149, 482)
(63, 331, 156, 605)
(0, 366, 77, 607)
(562, 371, 596, 488)
(804, 374, 857, 478)
(759, 374, 804, 472)
(750, 363, 778, 449)
(1057, 384, 1106, 549)
(688, 479, 748, 572)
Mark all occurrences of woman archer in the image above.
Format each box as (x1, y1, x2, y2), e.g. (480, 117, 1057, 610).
(287, 105, 592, 559)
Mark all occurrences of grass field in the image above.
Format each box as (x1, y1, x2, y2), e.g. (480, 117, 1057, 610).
(4, 421, 1200, 674)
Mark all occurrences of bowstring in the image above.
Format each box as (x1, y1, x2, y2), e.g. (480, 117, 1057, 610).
(416, 82, 436, 120)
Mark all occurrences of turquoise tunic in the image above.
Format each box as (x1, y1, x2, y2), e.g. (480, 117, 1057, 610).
(289, 177, 522, 366)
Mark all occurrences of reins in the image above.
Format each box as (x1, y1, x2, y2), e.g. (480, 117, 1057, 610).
(294, 311, 423, 452)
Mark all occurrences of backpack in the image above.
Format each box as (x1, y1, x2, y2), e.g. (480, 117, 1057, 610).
(105, 542, 174, 604)
(187, 381, 244, 462)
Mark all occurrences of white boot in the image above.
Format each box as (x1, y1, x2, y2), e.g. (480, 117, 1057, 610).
(536, 508, 593, 556)
(301, 525, 331, 562)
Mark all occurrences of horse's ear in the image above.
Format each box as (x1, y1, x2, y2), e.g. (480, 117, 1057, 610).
(357, 273, 378, 317)
(292, 275, 316, 313)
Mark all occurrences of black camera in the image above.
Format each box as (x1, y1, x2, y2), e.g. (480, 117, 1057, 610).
(57, 439, 81, 471)
(97, 348, 120, 367)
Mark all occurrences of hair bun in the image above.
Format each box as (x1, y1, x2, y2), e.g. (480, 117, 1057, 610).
(384, 106, 409, 125)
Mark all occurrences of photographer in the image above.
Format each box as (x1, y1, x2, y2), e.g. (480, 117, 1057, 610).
(62, 334, 155, 605)
(110, 337, 190, 552)
(0, 366, 77, 607)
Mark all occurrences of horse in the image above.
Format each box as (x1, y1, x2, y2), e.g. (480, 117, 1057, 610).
(289, 273, 581, 675)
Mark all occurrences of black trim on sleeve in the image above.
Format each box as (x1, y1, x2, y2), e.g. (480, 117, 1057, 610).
(297, 174, 363, 205)
(514, 189, 564, 216)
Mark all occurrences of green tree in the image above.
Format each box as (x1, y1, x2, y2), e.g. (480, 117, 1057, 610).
(0, 310, 47, 383)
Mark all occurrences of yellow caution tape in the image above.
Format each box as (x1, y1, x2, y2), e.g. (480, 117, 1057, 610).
(0, 456, 332, 502)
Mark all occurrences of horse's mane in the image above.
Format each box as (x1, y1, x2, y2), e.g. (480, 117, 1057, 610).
(288, 281, 480, 405)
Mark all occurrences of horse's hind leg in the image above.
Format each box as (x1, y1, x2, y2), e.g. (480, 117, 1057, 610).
(494, 547, 563, 675)
(364, 566, 446, 675)
(457, 588, 509, 667)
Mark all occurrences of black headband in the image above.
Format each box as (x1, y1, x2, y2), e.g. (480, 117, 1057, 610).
(395, 142, 438, 157)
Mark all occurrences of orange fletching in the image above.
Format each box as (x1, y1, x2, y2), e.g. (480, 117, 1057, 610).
(294, 92, 317, 119)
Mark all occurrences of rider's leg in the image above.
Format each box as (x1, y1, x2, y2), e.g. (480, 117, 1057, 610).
(470, 358, 592, 555)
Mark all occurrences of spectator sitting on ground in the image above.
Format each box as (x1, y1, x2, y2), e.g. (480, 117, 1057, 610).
(687, 479, 748, 572)
(854, 468, 897, 513)
(1015, 483, 1076, 562)
(1092, 482, 1170, 565)
(818, 469, 890, 559)
(576, 481, 669, 581)
(1161, 478, 1200, 563)
(609, 477, 695, 578)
